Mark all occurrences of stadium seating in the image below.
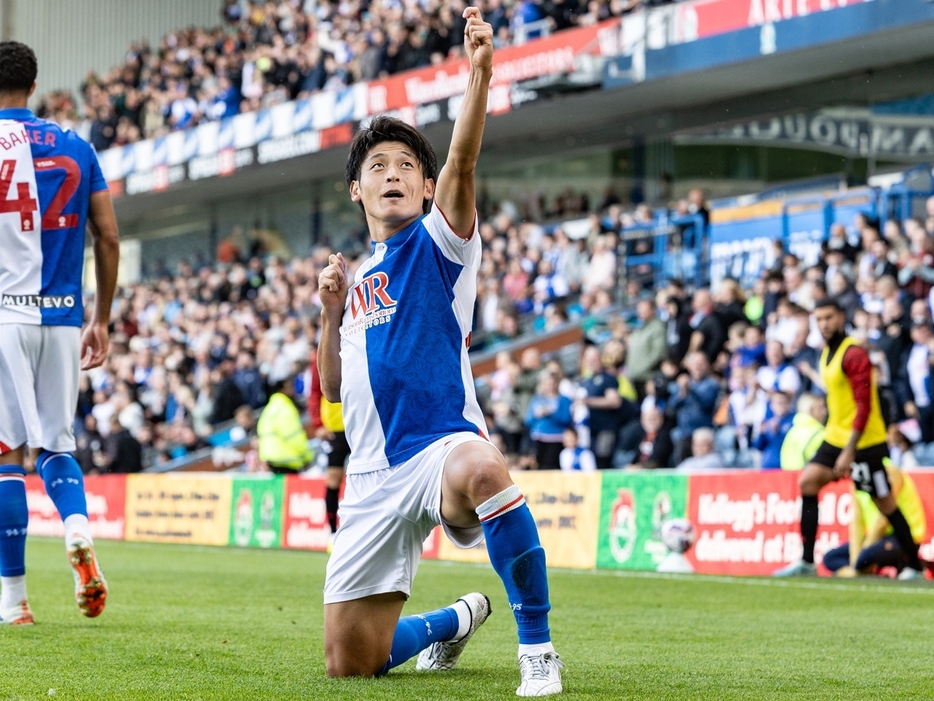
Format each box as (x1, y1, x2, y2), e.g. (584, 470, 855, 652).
(35, 0, 677, 151)
(74, 160, 934, 474)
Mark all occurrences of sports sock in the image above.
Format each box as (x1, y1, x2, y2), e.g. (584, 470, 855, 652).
(379, 606, 460, 674)
(325, 486, 339, 533)
(64, 514, 92, 545)
(478, 485, 551, 645)
(0, 575, 27, 613)
(36, 452, 90, 542)
(518, 641, 556, 659)
(0, 466, 28, 583)
(883, 507, 922, 570)
(800, 494, 819, 564)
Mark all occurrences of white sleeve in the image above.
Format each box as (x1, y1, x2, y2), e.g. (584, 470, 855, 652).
(559, 449, 572, 472)
(581, 450, 597, 473)
(779, 368, 801, 395)
(423, 202, 481, 269)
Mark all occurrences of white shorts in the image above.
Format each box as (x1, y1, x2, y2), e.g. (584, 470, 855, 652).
(323, 432, 488, 604)
(0, 324, 80, 454)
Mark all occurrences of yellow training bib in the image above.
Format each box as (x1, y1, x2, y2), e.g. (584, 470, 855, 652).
(819, 337, 887, 449)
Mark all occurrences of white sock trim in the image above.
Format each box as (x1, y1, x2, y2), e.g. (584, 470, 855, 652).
(518, 642, 555, 659)
(476, 484, 525, 523)
(451, 598, 472, 640)
(64, 514, 92, 546)
(1, 575, 27, 610)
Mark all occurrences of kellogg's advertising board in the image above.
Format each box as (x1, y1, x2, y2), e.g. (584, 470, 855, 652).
(25, 474, 126, 541)
(685, 471, 851, 576)
(597, 472, 689, 571)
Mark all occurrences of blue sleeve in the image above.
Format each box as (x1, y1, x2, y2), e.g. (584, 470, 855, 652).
(753, 431, 768, 451)
(552, 396, 573, 427)
(688, 380, 719, 413)
(87, 144, 108, 193)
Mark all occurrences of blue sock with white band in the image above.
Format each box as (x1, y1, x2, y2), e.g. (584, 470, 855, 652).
(36, 451, 91, 544)
(0, 465, 29, 614)
(0, 466, 28, 577)
(478, 484, 552, 647)
(379, 605, 462, 674)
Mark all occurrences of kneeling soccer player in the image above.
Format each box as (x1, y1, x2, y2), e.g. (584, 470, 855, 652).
(316, 10, 562, 696)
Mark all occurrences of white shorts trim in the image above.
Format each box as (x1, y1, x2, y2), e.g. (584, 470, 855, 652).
(323, 432, 488, 604)
(0, 325, 79, 453)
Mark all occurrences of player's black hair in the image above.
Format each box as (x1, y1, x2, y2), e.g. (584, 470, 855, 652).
(0, 41, 38, 93)
(814, 298, 844, 313)
(345, 115, 437, 214)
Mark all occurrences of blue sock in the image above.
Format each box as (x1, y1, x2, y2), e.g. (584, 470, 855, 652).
(379, 607, 460, 674)
(0, 466, 28, 577)
(479, 485, 551, 645)
(36, 451, 88, 520)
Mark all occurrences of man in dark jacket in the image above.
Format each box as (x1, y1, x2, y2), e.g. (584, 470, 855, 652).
(233, 351, 267, 409)
(210, 358, 246, 425)
(620, 406, 674, 469)
(103, 416, 143, 474)
(688, 288, 726, 365)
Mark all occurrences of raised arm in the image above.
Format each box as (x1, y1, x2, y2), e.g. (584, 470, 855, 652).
(82, 189, 120, 370)
(434, 7, 493, 239)
(317, 253, 349, 403)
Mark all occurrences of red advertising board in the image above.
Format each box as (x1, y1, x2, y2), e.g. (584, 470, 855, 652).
(25, 474, 126, 541)
(366, 19, 618, 113)
(282, 474, 331, 551)
(422, 526, 441, 561)
(684, 0, 874, 40)
(685, 471, 850, 576)
(909, 472, 934, 566)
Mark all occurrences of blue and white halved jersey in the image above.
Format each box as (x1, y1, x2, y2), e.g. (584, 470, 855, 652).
(340, 204, 487, 473)
(0, 108, 107, 327)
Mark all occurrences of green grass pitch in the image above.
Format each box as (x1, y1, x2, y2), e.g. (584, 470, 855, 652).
(1, 538, 932, 700)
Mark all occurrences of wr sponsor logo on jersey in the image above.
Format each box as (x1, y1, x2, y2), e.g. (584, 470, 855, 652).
(350, 272, 397, 319)
(344, 271, 398, 336)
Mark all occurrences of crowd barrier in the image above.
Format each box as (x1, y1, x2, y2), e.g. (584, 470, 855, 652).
(24, 470, 934, 577)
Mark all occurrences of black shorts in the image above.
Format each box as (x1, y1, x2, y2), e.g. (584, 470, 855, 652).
(326, 431, 350, 468)
(811, 441, 891, 497)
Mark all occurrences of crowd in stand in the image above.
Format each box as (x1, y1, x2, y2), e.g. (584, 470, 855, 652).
(73, 187, 934, 476)
(477, 195, 934, 472)
(34, 0, 677, 152)
(71, 180, 706, 474)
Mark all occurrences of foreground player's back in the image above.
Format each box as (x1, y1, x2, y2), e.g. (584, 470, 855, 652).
(0, 109, 107, 327)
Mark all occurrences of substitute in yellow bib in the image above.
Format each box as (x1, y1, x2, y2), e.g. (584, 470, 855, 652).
(774, 299, 924, 580)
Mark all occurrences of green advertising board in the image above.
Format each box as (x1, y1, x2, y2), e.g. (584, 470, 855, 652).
(229, 475, 285, 548)
(597, 472, 689, 570)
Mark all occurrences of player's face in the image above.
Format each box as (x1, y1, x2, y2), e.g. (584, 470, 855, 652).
(815, 306, 844, 341)
(350, 141, 434, 227)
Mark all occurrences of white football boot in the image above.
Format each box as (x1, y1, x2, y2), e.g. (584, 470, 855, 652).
(416, 592, 491, 671)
